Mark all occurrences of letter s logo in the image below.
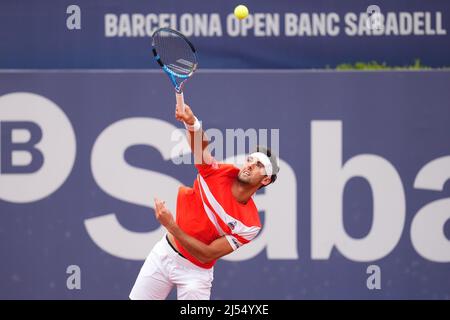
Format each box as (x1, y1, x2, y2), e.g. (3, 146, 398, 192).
(86, 118, 191, 260)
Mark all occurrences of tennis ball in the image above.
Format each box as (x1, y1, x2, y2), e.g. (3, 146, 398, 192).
(234, 5, 249, 20)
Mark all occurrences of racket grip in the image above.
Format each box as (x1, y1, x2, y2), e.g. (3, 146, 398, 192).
(176, 92, 185, 113)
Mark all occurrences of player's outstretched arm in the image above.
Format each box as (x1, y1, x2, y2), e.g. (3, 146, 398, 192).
(154, 198, 233, 263)
(175, 102, 214, 166)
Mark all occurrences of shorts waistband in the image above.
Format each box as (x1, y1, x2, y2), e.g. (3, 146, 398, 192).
(166, 234, 186, 259)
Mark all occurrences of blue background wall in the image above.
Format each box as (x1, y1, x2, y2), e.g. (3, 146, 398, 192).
(0, 70, 449, 299)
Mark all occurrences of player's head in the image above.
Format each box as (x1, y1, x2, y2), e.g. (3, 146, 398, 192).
(237, 146, 280, 189)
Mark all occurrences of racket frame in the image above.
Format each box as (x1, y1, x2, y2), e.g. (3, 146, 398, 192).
(151, 28, 198, 94)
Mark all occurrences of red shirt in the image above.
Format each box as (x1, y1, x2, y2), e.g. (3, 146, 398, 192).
(175, 162, 261, 269)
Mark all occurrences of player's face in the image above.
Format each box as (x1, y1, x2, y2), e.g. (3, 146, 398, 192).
(237, 155, 268, 185)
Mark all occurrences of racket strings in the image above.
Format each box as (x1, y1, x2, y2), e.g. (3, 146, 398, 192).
(153, 30, 196, 76)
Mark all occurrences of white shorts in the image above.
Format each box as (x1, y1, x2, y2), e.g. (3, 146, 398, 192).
(129, 235, 214, 300)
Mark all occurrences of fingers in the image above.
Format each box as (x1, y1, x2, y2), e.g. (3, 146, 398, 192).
(153, 198, 159, 217)
(175, 103, 194, 124)
(175, 109, 184, 120)
(153, 198, 163, 220)
(176, 103, 190, 113)
(154, 197, 166, 211)
(176, 103, 188, 112)
(175, 106, 184, 122)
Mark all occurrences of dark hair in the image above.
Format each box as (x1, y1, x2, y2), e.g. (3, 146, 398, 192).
(255, 145, 279, 189)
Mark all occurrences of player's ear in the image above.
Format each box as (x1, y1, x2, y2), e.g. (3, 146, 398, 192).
(261, 176, 271, 187)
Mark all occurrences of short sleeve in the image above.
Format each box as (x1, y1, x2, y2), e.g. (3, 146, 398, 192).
(194, 158, 221, 178)
(225, 226, 261, 251)
(225, 235, 242, 251)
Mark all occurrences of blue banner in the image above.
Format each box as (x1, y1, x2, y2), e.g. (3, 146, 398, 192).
(1, 70, 450, 299)
(1, 0, 450, 68)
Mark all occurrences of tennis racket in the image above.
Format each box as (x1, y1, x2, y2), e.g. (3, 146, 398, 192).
(151, 28, 198, 112)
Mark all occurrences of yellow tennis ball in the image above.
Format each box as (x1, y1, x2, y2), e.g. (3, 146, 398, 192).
(234, 5, 249, 20)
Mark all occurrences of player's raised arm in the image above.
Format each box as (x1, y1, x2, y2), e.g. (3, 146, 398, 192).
(175, 102, 214, 166)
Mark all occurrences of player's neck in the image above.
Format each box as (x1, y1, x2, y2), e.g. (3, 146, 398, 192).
(231, 180, 257, 204)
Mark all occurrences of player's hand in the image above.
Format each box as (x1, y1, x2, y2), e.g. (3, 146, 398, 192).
(154, 198, 176, 230)
(175, 103, 196, 126)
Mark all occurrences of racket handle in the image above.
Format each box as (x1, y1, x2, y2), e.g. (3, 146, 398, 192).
(176, 92, 185, 113)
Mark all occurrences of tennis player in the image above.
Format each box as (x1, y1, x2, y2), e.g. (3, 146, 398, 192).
(129, 102, 279, 300)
